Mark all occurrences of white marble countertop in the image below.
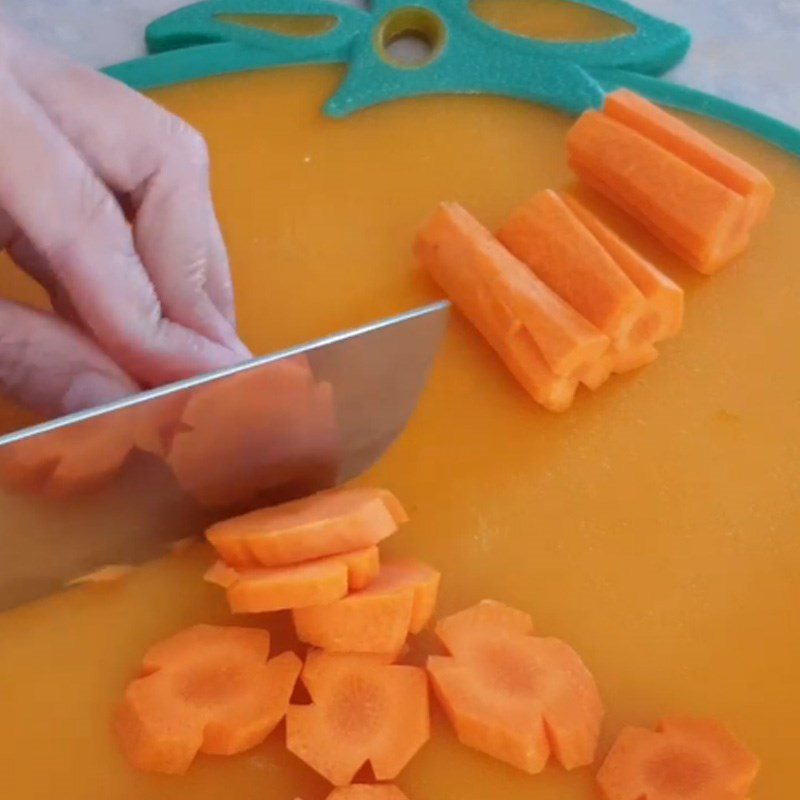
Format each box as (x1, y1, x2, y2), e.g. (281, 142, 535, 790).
(3, 0, 799, 128)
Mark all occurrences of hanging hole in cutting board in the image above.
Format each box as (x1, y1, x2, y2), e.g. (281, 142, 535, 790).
(376, 7, 447, 69)
(215, 13, 339, 38)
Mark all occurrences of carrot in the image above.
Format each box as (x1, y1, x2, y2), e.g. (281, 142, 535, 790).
(134, 393, 188, 457)
(612, 342, 659, 374)
(567, 110, 751, 273)
(0, 415, 134, 498)
(605, 90, 774, 226)
(206, 487, 406, 568)
(596, 717, 760, 800)
(292, 560, 440, 654)
(498, 190, 647, 349)
(327, 786, 409, 800)
(168, 360, 340, 508)
(416, 202, 609, 378)
(115, 624, 301, 774)
(562, 194, 684, 341)
(427, 600, 603, 773)
(286, 651, 430, 786)
(66, 564, 133, 587)
(203, 546, 380, 613)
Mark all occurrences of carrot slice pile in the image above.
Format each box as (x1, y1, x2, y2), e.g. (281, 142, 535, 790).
(292, 560, 440, 654)
(596, 717, 759, 800)
(114, 624, 301, 774)
(498, 190, 647, 349)
(286, 651, 430, 785)
(416, 201, 609, 377)
(206, 487, 406, 568)
(427, 600, 604, 773)
(327, 785, 409, 800)
(203, 546, 380, 613)
(567, 93, 773, 273)
(168, 360, 340, 508)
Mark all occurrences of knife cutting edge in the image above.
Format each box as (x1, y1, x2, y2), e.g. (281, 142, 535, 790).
(0, 300, 450, 611)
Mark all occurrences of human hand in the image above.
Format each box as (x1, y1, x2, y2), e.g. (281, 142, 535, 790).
(0, 19, 250, 418)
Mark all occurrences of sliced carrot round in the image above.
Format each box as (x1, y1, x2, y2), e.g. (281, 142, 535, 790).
(286, 651, 430, 786)
(292, 560, 440, 654)
(428, 601, 603, 773)
(115, 625, 301, 774)
(327, 785, 410, 800)
(203, 546, 380, 613)
(206, 487, 405, 568)
(596, 717, 759, 800)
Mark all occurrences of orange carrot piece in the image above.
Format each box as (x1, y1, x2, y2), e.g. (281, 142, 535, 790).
(417, 209, 581, 411)
(115, 625, 301, 774)
(428, 600, 603, 773)
(292, 560, 440, 654)
(416, 202, 609, 377)
(605, 90, 774, 225)
(596, 717, 760, 800)
(567, 111, 750, 273)
(66, 564, 133, 587)
(612, 343, 659, 374)
(286, 651, 430, 786)
(327, 786, 409, 800)
(168, 360, 340, 508)
(562, 194, 684, 341)
(206, 487, 405, 568)
(204, 546, 380, 613)
(134, 393, 189, 457)
(499, 190, 647, 348)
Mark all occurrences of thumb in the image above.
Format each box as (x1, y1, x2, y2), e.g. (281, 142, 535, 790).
(0, 299, 139, 419)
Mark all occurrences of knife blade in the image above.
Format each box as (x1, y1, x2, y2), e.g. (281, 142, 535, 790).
(0, 301, 449, 611)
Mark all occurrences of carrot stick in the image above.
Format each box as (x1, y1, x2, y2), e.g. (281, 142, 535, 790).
(66, 564, 133, 587)
(203, 546, 380, 613)
(292, 560, 440, 654)
(115, 624, 301, 774)
(416, 202, 609, 377)
(605, 90, 774, 226)
(427, 600, 603, 773)
(206, 487, 405, 568)
(612, 342, 659, 374)
(596, 717, 760, 800)
(562, 194, 684, 341)
(498, 190, 647, 349)
(567, 111, 750, 273)
(327, 786, 409, 800)
(286, 651, 430, 786)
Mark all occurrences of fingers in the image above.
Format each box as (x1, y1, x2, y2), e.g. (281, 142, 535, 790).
(8, 38, 242, 335)
(0, 72, 245, 387)
(0, 299, 139, 417)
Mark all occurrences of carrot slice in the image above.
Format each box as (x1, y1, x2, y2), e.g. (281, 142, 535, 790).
(168, 360, 340, 508)
(203, 546, 380, 613)
(66, 564, 133, 587)
(134, 393, 189, 457)
(562, 194, 684, 341)
(567, 111, 750, 273)
(596, 717, 760, 800)
(499, 190, 647, 349)
(286, 651, 430, 786)
(115, 624, 301, 774)
(327, 786, 409, 800)
(292, 560, 440, 654)
(427, 600, 603, 773)
(206, 487, 405, 568)
(416, 202, 609, 378)
(605, 90, 774, 226)
(612, 342, 659, 374)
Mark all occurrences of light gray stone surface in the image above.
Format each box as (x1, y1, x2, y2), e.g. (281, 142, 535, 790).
(3, 0, 799, 126)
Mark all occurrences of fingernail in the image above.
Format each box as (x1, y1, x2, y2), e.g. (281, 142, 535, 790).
(62, 372, 135, 415)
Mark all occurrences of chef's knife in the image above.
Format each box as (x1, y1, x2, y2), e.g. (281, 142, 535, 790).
(0, 301, 449, 611)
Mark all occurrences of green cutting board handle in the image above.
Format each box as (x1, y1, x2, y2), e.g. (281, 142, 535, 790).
(104, 0, 800, 157)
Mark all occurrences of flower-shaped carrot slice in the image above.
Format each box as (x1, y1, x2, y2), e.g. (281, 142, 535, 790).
(114, 624, 301, 774)
(427, 600, 603, 774)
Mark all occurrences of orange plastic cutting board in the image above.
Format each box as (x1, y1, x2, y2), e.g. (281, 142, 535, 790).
(1, 3, 799, 798)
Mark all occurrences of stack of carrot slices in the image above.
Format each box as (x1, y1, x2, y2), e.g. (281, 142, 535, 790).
(416, 90, 773, 412)
(114, 485, 760, 799)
